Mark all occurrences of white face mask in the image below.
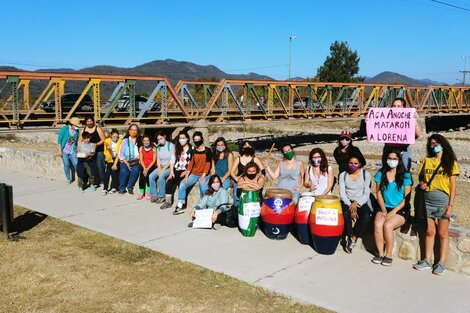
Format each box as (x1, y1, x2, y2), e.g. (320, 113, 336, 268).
(216, 146, 226, 152)
(387, 159, 399, 168)
(340, 139, 350, 147)
(211, 182, 221, 191)
(179, 138, 188, 146)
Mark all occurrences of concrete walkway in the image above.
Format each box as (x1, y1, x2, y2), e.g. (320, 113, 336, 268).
(3, 168, 470, 313)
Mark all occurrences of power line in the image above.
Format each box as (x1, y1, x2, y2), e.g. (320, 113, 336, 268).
(430, 0, 470, 12)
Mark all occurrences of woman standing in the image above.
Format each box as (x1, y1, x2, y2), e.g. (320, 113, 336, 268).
(333, 130, 365, 175)
(263, 143, 305, 204)
(413, 134, 459, 275)
(211, 137, 234, 190)
(382, 97, 422, 171)
(57, 117, 81, 184)
(304, 148, 334, 196)
(339, 152, 371, 254)
(80, 115, 106, 188)
(116, 124, 142, 195)
(372, 149, 412, 266)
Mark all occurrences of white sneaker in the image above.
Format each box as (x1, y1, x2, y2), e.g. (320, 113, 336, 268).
(109, 188, 116, 194)
(102, 190, 108, 196)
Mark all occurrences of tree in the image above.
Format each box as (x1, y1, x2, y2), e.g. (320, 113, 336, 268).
(316, 41, 365, 82)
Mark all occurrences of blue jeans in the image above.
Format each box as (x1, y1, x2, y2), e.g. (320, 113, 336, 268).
(119, 163, 140, 192)
(149, 168, 171, 197)
(177, 174, 209, 202)
(95, 151, 105, 185)
(62, 151, 77, 181)
(232, 182, 240, 207)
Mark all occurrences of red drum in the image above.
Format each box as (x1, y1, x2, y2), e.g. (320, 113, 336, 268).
(295, 192, 315, 244)
(260, 188, 295, 240)
(308, 195, 344, 255)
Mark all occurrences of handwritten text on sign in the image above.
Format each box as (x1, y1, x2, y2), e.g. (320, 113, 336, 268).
(315, 208, 339, 226)
(366, 108, 416, 144)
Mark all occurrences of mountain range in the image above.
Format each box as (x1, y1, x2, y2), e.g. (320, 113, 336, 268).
(364, 71, 447, 86)
(0, 60, 459, 99)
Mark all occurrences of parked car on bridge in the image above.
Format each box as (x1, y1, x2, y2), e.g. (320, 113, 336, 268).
(293, 97, 321, 109)
(102, 94, 160, 112)
(41, 93, 94, 112)
(293, 97, 309, 109)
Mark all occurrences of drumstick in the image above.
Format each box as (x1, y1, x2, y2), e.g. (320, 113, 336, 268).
(265, 143, 276, 160)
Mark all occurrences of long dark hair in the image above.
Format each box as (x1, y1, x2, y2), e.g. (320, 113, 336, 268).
(309, 148, 328, 174)
(205, 175, 222, 195)
(380, 148, 407, 191)
(426, 134, 457, 177)
(124, 123, 142, 148)
(213, 137, 230, 162)
(175, 131, 190, 157)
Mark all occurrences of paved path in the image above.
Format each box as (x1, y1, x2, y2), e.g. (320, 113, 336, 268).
(3, 169, 470, 313)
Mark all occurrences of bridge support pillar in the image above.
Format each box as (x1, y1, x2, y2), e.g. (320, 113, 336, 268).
(192, 119, 209, 141)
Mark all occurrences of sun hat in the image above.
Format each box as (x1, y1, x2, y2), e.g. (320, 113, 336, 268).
(69, 117, 82, 127)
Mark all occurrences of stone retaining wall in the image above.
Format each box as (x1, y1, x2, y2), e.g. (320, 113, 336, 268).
(0, 146, 63, 180)
(1, 145, 470, 275)
(357, 223, 470, 275)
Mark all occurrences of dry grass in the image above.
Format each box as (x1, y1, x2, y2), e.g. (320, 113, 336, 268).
(0, 207, 332, 313)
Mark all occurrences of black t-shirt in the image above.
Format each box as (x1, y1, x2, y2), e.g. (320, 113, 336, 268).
(333, 145, 365, 175)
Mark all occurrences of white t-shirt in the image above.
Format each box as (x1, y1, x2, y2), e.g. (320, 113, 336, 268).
(308, 165, 332, 196)
(111, 141, 118, 158)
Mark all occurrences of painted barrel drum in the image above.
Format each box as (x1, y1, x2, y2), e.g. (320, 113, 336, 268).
(260, 188, 295, 240)
(308, 195, 344, 255)
(294, 192, 316, 244)
(238, 190, 261, 237)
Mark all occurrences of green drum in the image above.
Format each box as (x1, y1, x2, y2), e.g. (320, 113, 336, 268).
(238, 190, 261, 237)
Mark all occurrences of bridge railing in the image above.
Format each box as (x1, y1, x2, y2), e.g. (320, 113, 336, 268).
(0, 71, 469, 128)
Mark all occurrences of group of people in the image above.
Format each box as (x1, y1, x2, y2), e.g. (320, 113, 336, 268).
(58, 97, 459, 275)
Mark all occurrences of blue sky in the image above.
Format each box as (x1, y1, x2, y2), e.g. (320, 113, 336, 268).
(1, 0, 469, 84)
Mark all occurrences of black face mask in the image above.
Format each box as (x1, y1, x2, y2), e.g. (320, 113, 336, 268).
(194, 140, 203, 147)
(246, 173, 257, 180)
(243, 147, 255, 156)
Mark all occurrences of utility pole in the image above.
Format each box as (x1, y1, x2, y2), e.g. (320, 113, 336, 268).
(460, 56, 469, 86)
(288, 35, 297, 80)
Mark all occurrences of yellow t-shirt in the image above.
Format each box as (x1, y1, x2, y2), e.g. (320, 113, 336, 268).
(417, 157, 459, 195)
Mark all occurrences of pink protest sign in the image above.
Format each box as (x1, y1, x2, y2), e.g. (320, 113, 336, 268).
(366, 108, 416, 144)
